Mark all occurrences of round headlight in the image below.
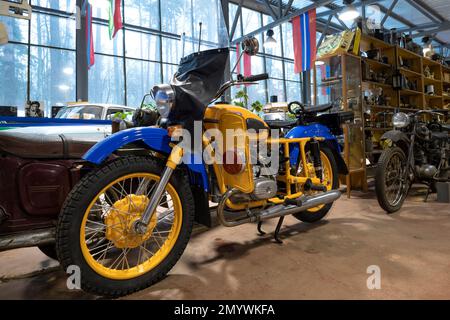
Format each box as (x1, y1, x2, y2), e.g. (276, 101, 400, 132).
(393, 112, 410, 128)
(152, 84, 175, 119)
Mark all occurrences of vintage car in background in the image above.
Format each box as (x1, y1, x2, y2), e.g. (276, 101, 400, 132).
(0, 102, 158, 260)
(0, 103, 136, 140)
(55, 103, 135, 121)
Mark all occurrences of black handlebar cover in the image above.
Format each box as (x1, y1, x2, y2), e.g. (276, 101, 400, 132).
(243, 73, 269, 82)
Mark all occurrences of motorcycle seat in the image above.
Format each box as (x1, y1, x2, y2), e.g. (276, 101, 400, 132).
(303, 104, 333, 115)
(0, 131, 98, 159)
(265, 119, 298, 129)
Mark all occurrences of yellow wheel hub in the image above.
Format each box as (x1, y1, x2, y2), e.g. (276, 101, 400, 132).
(105, 195, 157, 249)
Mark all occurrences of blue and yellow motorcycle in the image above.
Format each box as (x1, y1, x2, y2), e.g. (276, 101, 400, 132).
(57, 38, 348, 296)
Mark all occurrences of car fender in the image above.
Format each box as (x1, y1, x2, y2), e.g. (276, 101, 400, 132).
(83, 127, 209, 191)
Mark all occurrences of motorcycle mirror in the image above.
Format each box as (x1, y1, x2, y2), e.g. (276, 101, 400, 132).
(242, 37, 259, 56)
(230, 37, 260, 75)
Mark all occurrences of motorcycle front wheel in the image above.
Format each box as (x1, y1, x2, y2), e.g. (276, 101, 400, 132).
(375, 147, 409, 213)
(56, 156, 194, 297)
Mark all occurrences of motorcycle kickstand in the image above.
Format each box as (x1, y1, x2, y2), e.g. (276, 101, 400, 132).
(257, 221, 266, 236)
(273, 216, 285, 244)
(424, 185, 431, 203)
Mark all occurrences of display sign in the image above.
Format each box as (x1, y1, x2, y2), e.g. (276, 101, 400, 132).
(0, 0, 32, 20)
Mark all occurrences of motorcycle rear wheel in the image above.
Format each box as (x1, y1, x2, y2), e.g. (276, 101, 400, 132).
(375, 147, 409, 213)
(56, 156, 194, 297)
(293, 146, 339, 223)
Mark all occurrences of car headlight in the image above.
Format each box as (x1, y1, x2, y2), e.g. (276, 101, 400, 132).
(151, 84, 175, 119)
(393, 112, 410, 128)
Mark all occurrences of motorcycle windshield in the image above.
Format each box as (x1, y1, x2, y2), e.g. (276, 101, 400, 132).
(168, 47, 229, 125)
(166, 1, 230, 126)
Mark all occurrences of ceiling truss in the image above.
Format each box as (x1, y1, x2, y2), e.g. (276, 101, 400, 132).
(226, 0, 450, 52)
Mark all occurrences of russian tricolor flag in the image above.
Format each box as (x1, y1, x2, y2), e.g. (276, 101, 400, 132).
(292, 9, 316, 73)
(83, 1, 95, 69)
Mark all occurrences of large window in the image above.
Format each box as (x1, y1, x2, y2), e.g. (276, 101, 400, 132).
(88, 0, 225, 107)
(229, 4, 303, 105)
(1, 0, 227, 114)
(0, 1, 76, 116)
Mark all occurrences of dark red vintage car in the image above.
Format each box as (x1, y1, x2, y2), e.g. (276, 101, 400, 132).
(0, 109, 159, 259)
(0, 130, 97, 258)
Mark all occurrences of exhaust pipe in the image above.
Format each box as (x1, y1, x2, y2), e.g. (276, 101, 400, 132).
(217, 188, 341, 227)
(0, 228, 55, 252)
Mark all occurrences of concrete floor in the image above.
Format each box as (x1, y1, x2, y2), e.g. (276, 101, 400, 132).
(0, 187, 449, 300)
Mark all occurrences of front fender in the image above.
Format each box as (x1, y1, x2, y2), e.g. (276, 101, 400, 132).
(83, 127, 209, 191)
(83, 127, 172, 164)
(381, 130, 410, 154)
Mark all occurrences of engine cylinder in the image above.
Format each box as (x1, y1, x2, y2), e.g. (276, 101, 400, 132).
(416, 165, 438, 179)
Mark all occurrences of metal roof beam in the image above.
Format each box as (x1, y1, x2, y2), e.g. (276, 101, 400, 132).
(229, 0, 244, 41)
(334, 14, 349, 30)
(283, 0, 294, 18)
(262, 0, 278, 20)
(405, 0, 442, 24)
(278, 0, 282, 18)
(380, 0, 399, 28)
(318, 14, 333, 46)
(408, 0, 445, 23)
(231, 0, 335, 44)
(377, 3, 414, 28)
(411, 22, 450, 39)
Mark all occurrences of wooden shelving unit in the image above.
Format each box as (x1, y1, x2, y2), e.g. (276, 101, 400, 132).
(313, 33, 450, 196)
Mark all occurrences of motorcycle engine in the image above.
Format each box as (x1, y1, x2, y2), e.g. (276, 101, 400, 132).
(416, 164, 438, 179)
(230, 161, 278, 202)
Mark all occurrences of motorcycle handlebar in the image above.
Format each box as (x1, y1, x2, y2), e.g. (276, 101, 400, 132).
(242, 73, 269, 82)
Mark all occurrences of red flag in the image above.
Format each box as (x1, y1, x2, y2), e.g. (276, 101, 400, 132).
(244, 53, 252, 77)
(236, 43, 241, 74)
(243, 53, 252, 87)
(85, 2, 95, 69)
(112, 0, 123, 39)
(292, 9, 316, 73)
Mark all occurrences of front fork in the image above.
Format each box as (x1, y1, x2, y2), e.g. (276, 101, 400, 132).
(134, 144, 184, 234)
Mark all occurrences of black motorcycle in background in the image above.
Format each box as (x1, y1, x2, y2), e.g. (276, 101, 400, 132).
(375, 110, 450, 213)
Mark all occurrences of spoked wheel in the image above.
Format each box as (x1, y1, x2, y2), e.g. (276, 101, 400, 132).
(375, 147, 409, 213)
(56, 156, 194, 297)
(293, 145, 339, 223)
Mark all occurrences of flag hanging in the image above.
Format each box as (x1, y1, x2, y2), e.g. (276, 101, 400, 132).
(83, 1, 95, 69)
(236, 43, 241, 74)
(243, 51, 252, 87)
(292, 9, 316, 73)
(109, 0, 123, 39)
(236, 43, 252, 87)
(243, 52, 252, 77)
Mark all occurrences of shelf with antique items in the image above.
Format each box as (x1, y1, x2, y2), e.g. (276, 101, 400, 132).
(313, 51, 367, 197)
(442, 66, 450, 109)
(423, 57, 444, 109)
(359, 36, 399, 169)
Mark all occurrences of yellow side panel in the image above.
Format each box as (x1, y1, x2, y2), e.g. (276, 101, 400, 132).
(204, 104, 263, 195)
(219, 112, 254, 194)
